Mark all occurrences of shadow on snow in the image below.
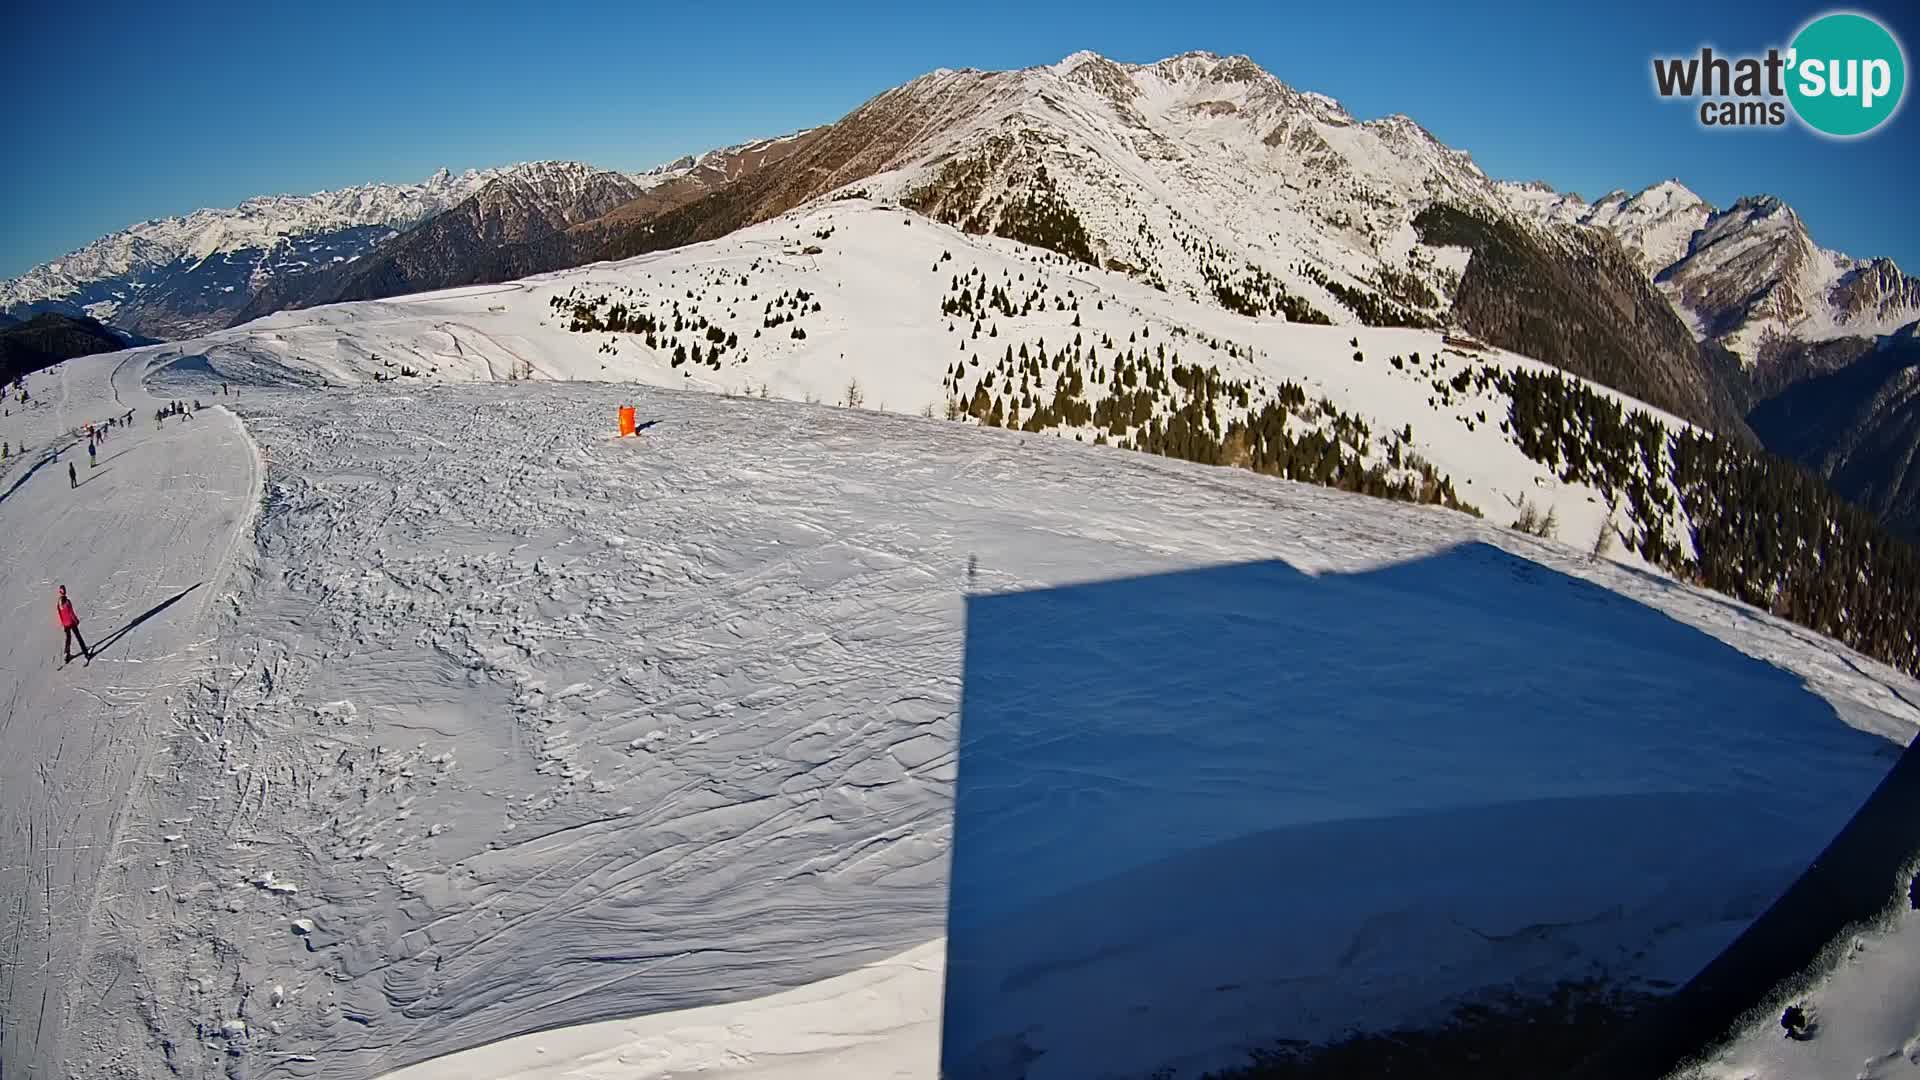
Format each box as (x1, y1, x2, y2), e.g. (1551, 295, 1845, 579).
(942, 540, 1897, 1079)
(0, 445, 72, 507)
(90, 582, 204, 659)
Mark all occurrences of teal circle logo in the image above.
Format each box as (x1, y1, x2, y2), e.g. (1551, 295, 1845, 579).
(1787, 12, 1906, 137)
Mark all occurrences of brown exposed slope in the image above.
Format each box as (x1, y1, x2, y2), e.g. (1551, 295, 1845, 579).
(230, 141, 819, 326)
(591, 81, 1002, 261)
(582, 131, 825, 234)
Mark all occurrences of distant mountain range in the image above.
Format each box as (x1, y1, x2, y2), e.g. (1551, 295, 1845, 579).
(229, 160, 656, 323)
(1, 169, 503, 338)
(0, 140, 818, 343)
(5, 49, 1917, 538)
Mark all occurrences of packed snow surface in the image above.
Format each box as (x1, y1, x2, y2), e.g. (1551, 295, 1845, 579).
(0, 353, 262, 1074)
(2, 209, 1918, 1078)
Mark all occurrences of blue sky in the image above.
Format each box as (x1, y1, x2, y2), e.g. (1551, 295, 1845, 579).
(3, 0, 1915, 278)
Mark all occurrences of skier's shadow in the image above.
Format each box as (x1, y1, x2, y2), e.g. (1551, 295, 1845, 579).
(90, 582, 202, 657)
(74, 466, 113, 488)
(0, 449, 64, 507)
(91, 447, 137, 471)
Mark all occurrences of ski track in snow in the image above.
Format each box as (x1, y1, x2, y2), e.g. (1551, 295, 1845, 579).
(0, 356, 260, 1077)
(2, 345, 1918, 1078)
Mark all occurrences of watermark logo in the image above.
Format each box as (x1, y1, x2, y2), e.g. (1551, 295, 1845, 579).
(1652, 10, 1906, 137)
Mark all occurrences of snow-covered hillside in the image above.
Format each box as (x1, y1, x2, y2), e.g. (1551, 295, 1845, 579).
(4, 336, 1916, 1080)
(16, 47, 1914, 371)
(155, 199, 1707, 569)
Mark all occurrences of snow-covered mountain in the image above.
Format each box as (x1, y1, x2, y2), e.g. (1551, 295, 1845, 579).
(1497, 178, 1712, 276)
(228, 161, 658, 322)
(108, 193, 1914, 672)
(568, 51, 1751, 435)
(15, 49, 1915, 394)
(8, 47, 1920, 1080)
(1498, 181, 1920, 365)
(11, 49, 1918, 533)
(597, 50, 1518, 334)
(0, 168, 510, 338)
(166, 199, 1643, 558)
(1664, 196, 1920, 359)
(1, 162, 705, 341)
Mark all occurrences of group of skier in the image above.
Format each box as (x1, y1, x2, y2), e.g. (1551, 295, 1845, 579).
(0, 374, 218, 668)
(8, 375, 243, 668)
(4, 376, 29, 415)
(155, 400, 198, 426)
(67, 415, 126, 486)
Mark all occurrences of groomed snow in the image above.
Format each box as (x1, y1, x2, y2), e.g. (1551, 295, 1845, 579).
(0, 354, 262, 1075)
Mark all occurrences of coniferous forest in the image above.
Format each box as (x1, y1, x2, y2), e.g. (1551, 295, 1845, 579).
(1498, 367, 1920, 677)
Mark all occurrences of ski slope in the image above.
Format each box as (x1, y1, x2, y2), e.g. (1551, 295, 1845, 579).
(0, 356, 261, 1076)
(3, 336, 1917, 1078)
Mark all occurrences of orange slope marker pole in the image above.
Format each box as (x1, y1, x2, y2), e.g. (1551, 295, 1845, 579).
(618, 406, 637, 437)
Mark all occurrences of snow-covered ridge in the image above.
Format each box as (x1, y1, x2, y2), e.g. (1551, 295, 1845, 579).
(13, 46, 1913, 360)
(3, 160, 676, 319)
(1, 167, 498, 307)
(1496, 177, 1920, 361)
(629, 129, 820, 189)
(830, 48, 1516, 335)
(1495, 177, 1711, 272)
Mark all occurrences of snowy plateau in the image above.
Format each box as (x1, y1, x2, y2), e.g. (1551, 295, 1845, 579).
(3, 193, 1918, 1080)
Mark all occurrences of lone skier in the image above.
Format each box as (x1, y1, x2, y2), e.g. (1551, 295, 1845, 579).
(68, 462, 77, 489)
(57, 586, 89, 664)
(88, 440, 96, 467)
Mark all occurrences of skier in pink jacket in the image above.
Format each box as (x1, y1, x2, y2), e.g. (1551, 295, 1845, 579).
(57, 585, 89, 663)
